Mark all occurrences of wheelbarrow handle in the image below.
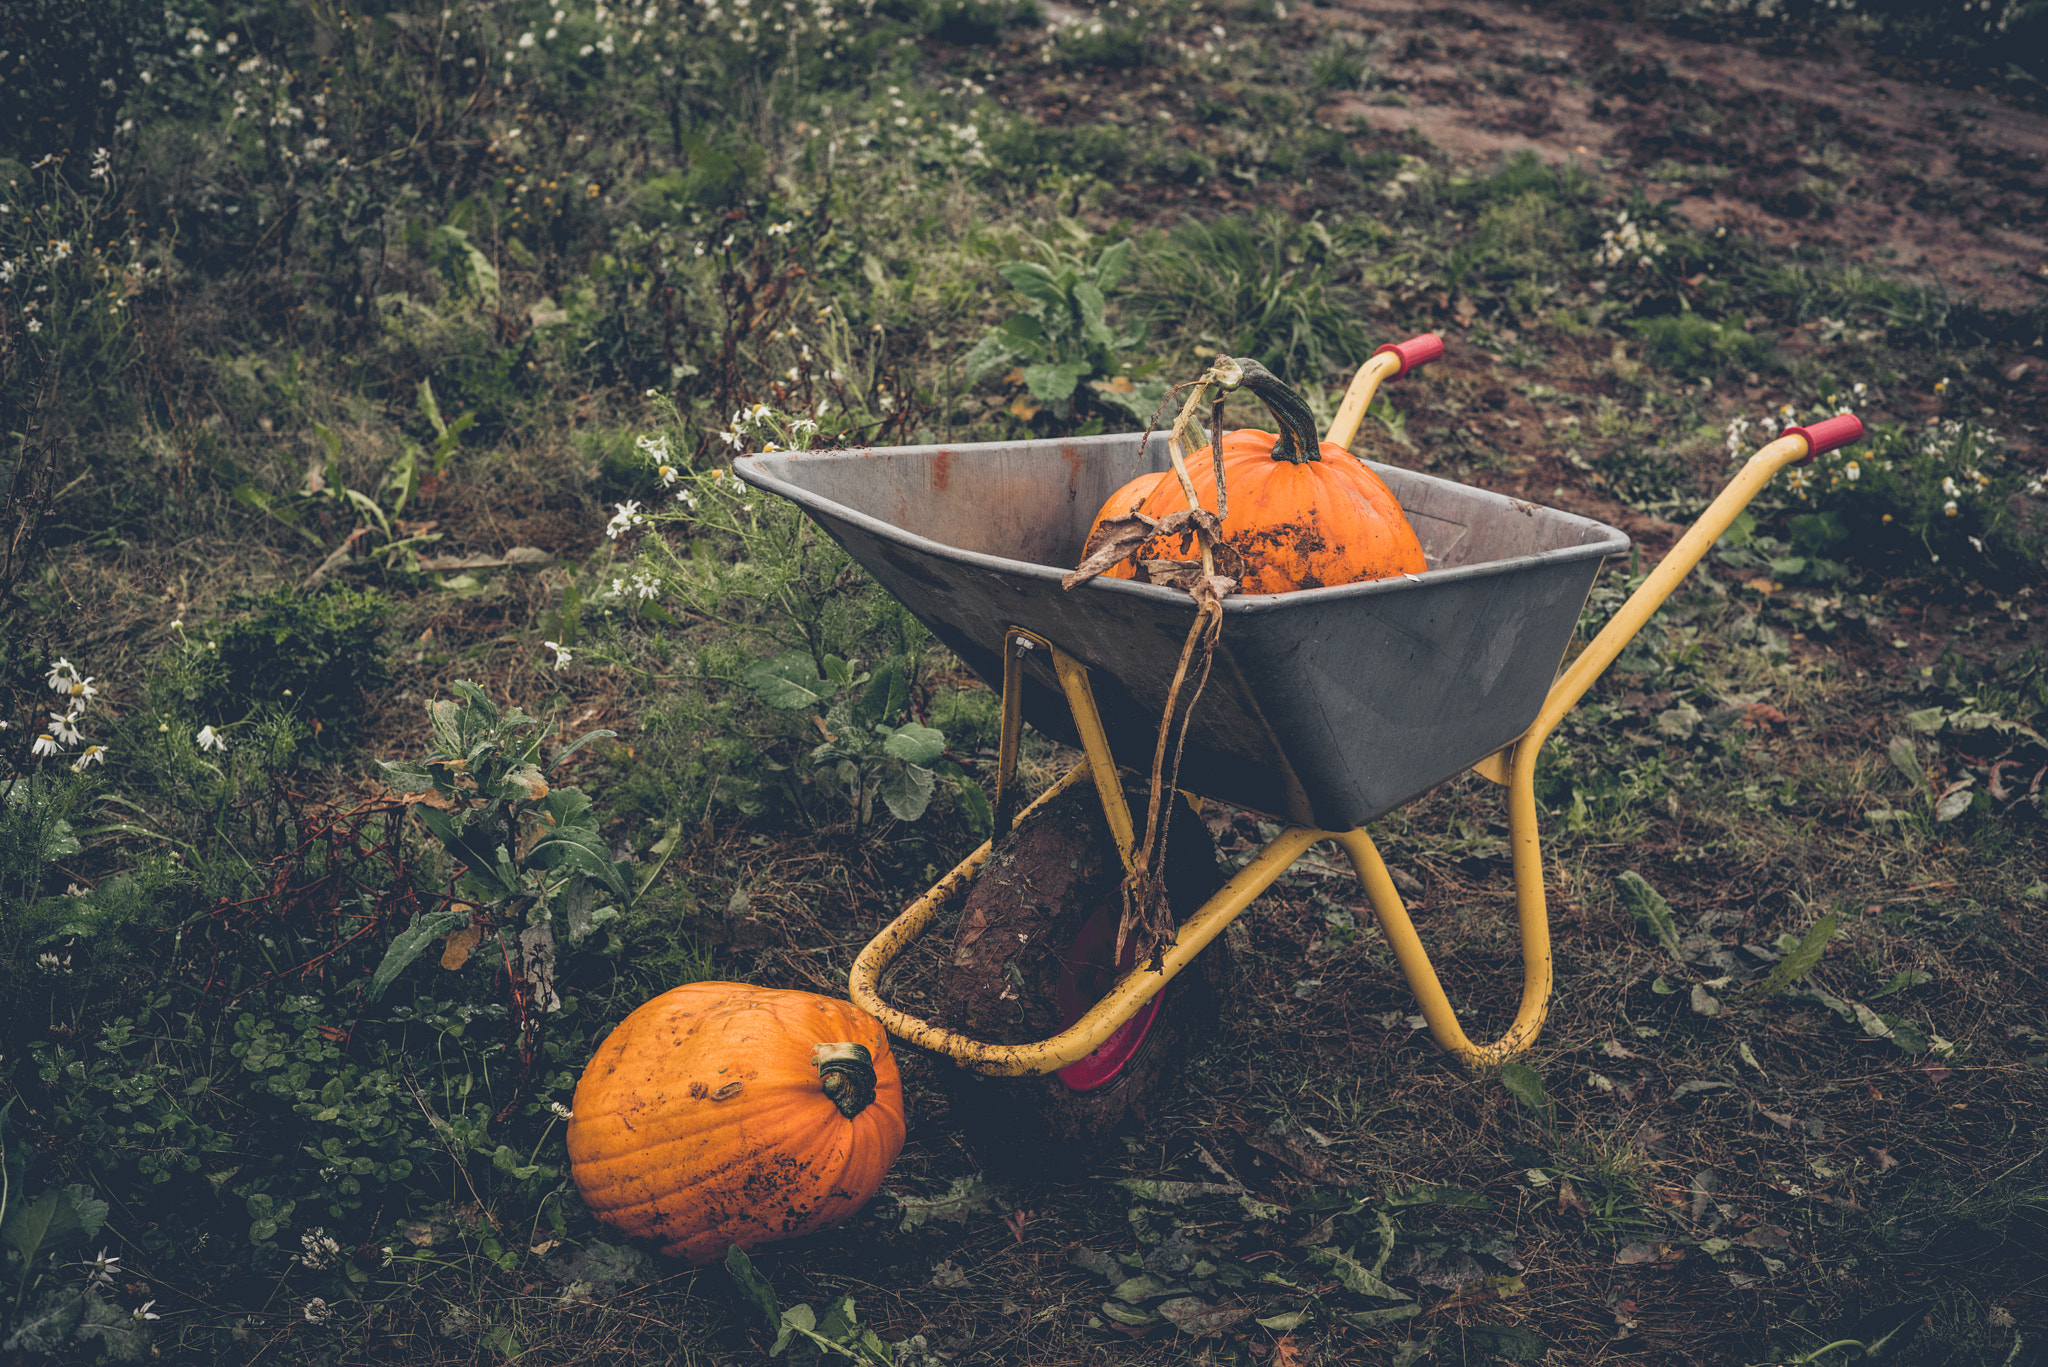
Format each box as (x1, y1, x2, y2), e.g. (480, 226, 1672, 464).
(1325, 333, 1444, 451)
(1780, 413, 1865, 461)
(1371, 333, 1446, 375)
(1475, 412, 1867, 789)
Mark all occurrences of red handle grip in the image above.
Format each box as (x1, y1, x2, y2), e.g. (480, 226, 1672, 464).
(1372, 333, 1445, 376)
(1779, 413, 1865, 462)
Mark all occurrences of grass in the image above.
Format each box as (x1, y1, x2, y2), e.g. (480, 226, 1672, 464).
(1, 0, 2045, 1361)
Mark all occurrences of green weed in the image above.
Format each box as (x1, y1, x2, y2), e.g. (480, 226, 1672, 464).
(1134, 212, 1376, 384)
(961, 231, 1154, 422)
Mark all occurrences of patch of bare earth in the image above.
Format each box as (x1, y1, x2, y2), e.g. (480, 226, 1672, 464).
(1312, 0, 2048, 310)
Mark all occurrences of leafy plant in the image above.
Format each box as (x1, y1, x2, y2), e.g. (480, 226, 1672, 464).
(633, 431, 918, 675)
(0, 1154, 152, 1362)
(1133, 213, 1373, 386)
(233, 381, 466, 580)
(1627, 312, 1772, 376)
(744, 653, 990, 833)
(1309, 36, 1372, 92)
(726, 1245, 943, 1364)
(961, 235, 1155, 422)
(373, 681, 633, 1006)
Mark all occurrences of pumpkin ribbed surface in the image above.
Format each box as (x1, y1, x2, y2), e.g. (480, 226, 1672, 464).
(1091, 429, 1426, 595)
(567, 982, 905, 1264)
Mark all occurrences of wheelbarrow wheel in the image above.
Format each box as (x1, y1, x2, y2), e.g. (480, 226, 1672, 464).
(936, 780, 1225, 1170)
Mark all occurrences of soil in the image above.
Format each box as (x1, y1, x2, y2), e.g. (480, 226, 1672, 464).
(1315, 0, 2048, 311)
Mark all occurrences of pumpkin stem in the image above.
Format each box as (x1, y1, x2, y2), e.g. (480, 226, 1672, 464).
(811, 1042, 878, 1120)
(1234, 360, 1323, 464)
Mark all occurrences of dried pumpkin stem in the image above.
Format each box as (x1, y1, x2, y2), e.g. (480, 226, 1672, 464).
(811, 1042, 878, 1119)
(1233, 360, 1323, 464)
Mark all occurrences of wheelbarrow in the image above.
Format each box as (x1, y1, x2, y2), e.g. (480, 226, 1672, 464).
(734, 336, 1864, 1099)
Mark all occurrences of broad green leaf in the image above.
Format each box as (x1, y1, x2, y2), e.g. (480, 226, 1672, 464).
(529, 788, 629, 897)
(882, 723, 945, 767)
(994, 313, 1047, 350)
(74, 1289, 150, 1362)
(1306, 1244, 1410, 1301)
(937, 761, 993, 837)
(743, 652, 829, 709)
(998, 260, 1065, 308)
(1096, 378, 1170, 423)
(365, 910, 471, 1002)
(1341, 1304, 1422, 1329)
(1499, 1061, 1549, 1118)
(875, 762, 937, 823)
(3, 1187, 85, 1265)
(1742, 912, 1836, 1000)
(59, 1185, 107, 1241)
(311, 420, 343, 464)
(1887, 736, 1927, 791)
(376, 760, 437, 794)
(40, 818, 80, 861)
(770, 1303, 815, 1352)
(417, 378, 448, 438)
(342, 486, 392, 539)
(1073, 280, 1112, 350)
(384, 441, 420, 519)
(501, 763, 549, 802)
(431, 225, 499, 307)
(547, 727, 618, 773)
(1156, 1297, 1258, 1336)
(858, 659, 910, 727)
(1112, 1273, 1178, 1303)
(726, 1246, 782, 1340)
(1021, 360, 1088, 404)
(1093, 238, 1132, 293)
(893, 1175, 1002, 1229)
(1798, 987, 1857, 1022)
(414, 805, 517, 896)
(2, 1286, 86, 1353)
(1617, 871, 1685, 960)
(960, 331, 1015, 382)
(1904, 706, 1948, 733)
(1933, 784, 1974, 823)
(1872, 969, 1932, 998)
(1257, 1309, 1310, 1331)
(1852, 1003, 1929, 1053)
(1099, 1301, 1161, 1328)
(1114, 1179, 1243, 1203)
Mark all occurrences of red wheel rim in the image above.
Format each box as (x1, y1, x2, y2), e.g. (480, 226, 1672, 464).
(1053, 900, 1164, 1093)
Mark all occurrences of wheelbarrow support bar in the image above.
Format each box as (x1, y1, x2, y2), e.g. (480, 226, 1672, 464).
(848, 423, 1858, 1072)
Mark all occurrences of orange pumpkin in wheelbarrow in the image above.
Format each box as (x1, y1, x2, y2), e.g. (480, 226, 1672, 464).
(1085, 360, 1425, 594)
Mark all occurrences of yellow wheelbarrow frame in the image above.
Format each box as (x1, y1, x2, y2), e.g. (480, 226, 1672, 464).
(847, 348, 1864, 1075)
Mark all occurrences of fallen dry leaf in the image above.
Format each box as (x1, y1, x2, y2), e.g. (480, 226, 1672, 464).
(440, 918, 485, 970)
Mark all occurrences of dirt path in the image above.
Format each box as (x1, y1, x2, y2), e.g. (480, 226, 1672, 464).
(1313, 0, 2048, 310)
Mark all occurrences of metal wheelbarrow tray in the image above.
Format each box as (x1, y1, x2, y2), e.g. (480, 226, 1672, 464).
(735, 379, 1864, 1077)
(737, 433, 1626, 833)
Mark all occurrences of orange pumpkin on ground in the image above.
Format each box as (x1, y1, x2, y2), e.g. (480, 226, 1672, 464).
(567, 982, 905, 1264)
(1087, 361, 1426, 594)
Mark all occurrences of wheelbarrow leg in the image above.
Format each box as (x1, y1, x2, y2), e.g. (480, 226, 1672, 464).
(1328, 796, 1553, 1066)
(1374, 422, 1863, 1062)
